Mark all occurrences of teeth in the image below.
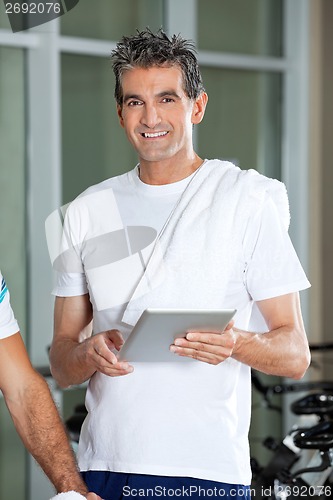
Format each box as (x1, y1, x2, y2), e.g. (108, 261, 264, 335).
(143, 132, 168, 138)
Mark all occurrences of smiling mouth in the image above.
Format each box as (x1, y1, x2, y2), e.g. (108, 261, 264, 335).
(141, 131, 169, 138)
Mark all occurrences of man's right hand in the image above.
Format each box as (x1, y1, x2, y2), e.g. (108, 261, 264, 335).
(87, 493, 103, 500)
(83, 329, 134, 377)
(51, 295, 133, 387)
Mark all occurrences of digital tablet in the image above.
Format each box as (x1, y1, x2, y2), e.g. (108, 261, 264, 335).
(118, 308, 236, 362)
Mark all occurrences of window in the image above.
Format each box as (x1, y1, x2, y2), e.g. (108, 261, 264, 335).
(62, 53, 137, 203)
(0, 45, 26, 500)
(197, 0, 283, 56)
(198, 67, 282, 179)
(61, 0, 164, 40)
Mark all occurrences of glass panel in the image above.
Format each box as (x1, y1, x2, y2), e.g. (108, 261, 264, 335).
(61, 0, 164, 41)
(0, 47, 26, 332)
(62, 53, 137, 204)
(0, 1, 11, 29)
(197, 0, 283, 57)
(198, 67, 282, 180)
(0, 47, 26, 500)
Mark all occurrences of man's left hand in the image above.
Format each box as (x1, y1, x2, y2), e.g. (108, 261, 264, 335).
(169, 321, 235, 364)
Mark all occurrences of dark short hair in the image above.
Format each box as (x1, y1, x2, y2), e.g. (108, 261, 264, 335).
(111, 28, 205, 106)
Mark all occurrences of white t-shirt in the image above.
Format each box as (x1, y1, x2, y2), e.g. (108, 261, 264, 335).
(53, 161, 310, 485)
(0, 271, 19, 339)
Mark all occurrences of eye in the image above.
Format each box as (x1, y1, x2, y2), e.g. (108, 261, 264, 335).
(128, 100, 143, 106)
(162, 97, 174, 103)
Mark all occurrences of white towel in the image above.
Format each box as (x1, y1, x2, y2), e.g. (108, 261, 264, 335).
(121, 159, 289, 327)
(49, 492, 86, 500)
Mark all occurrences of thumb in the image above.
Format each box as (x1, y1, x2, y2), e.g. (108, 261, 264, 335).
(105, 329, 124, 350)
(224, 320, 234, 332)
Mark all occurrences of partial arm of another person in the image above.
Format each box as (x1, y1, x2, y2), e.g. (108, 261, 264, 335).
(171, 292, 311, 379)
(50, 294, 133, 389)
(0, 332, 101, 498)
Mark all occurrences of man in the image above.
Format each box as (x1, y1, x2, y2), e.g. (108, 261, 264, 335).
(49, 29, 311, 499)
(0, 270, 101, 499)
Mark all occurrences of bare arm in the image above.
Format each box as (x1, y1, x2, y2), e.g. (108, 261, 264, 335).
(50, 294, 133, 389)
(0, 332, 91, 496)
(171, 292, 311, 379)
(232, 292, 310, 378)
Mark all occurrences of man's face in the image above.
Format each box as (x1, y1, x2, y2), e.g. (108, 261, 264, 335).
(117, 65, 206, 165)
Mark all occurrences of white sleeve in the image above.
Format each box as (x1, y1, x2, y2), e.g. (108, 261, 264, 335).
(52, 271, 88, 297)
(245, 196, 311, 301)
(0, 273, 20, 339)
(50, 201, 88, 297)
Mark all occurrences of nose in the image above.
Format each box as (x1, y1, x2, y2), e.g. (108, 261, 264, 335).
(140, 103, 161, 129)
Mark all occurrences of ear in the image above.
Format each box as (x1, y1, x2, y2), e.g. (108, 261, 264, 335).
(117, 104, 125, 128)
(191, 92, 208, 125)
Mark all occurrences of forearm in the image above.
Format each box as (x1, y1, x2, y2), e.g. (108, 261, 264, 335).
(5, 373, 88, 494)
(232, 324, 311, 379)
(50, 337, 96, 388)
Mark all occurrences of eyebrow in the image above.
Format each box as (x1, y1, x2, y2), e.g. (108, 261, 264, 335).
(123, 90, 182, 103)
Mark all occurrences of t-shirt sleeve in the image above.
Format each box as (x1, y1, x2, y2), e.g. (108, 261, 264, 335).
(244, 196, 311, 301)
(52, 270, 88, 297)
(0, 274, 20, 339)
(50, 201, 89, 297)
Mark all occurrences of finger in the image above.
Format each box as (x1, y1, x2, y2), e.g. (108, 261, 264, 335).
(189, 331, 235, 350)
(91, 331, 125, 365)
(94, 352, 133, 375)
(172, 340, 232, 358)
(98, 361, 134, 377)
(92, 341, 119, 365)
(184, 332, 230, 345)
(93, 348, 133, 373)
(170, 344, 222, 365)
(185, 330, 234, 344)
(191, 342, 233, 359)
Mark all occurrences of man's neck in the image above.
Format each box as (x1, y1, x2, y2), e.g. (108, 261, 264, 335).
(138, 155, 204, 185)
